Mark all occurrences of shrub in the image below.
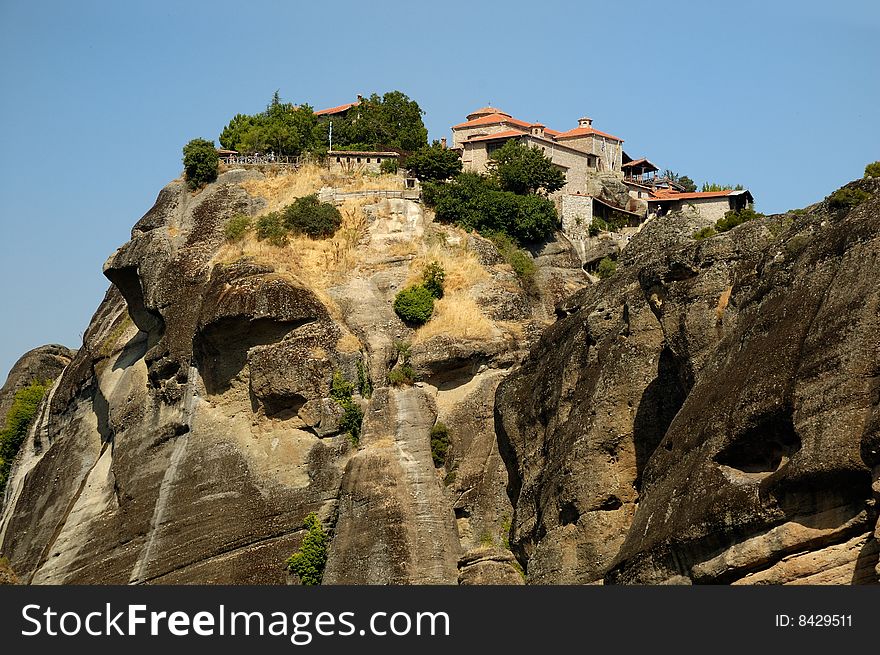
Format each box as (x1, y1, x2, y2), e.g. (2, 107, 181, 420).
(430, 422, 450, 468)
(864, 161, 880, 178)
(182, 138, 219, 190)
(404, 141, 462, 181)
(380, 158, 399, 174)
(827, 187, 870, 211)
(329, 371, 362, 446)
(283, 194, 342, 239)
(388, 341, 416, 386)
(224, 214, 252, 242)
(715, 206, 763, 233)
(284, 513, 328, 585)
(256, 211, 289, 246)
(422, 261, 446, 299)
(426, 173, 558, 244)
(393, 284, 435, 325)
(597, 256, 617, 279)
(693, 226, 717, 240)
(488, 139, 565, 195)
(489, 232, 536, 288)
(356, 359, 372, 399)
(0, 380, 50, 494)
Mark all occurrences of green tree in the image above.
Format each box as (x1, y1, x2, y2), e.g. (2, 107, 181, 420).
(283, 194, 342, 238)
(326, 91, 428, 152)
(597, 256, 617, 279)
(430, 423, 450, 468)
(661, 170, 697, 192)
(285, 513, 328, 585)
(219, 92, 318, 156)
(488, 140, 565, 195)
(404, 141, 462, 181)
(0, 380, 50, 494)
(864, 161, 880, 178)
(701, 182, 744, 192)
(182, 138, 219, 190)
(393, 285, 435, 325)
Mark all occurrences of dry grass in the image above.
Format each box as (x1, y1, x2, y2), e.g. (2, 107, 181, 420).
(336, 330, 362, 353)
(413, 294, 497, 344)
(716, 286, 733, 324)
(215, 197, 371, 293)
(404, 242, 489, 295)
(239, 164, 404, 213)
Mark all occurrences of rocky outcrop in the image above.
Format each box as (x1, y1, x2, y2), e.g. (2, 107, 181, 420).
(0, 345, 73, 421)
(0, 167, 582, 584)
(497, 178, 880, 584)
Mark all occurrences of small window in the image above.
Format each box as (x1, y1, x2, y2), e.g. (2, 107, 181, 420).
(336, 156, 341, 163)
(367, 158, 371, 163)
(357, 157, 361, 163)
(346, 157, 351, 162)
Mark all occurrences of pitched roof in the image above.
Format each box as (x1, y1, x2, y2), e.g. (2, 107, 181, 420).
(452, 113, 533, 130)
(648, 189, 752, 201)
(543, 127, 561, 137)
(554, 126, 623, 142)
(314, 101, 359, 116)
(466, 107, 511, 120)
(464, 129, 528, 143)
(621, 158, 658, 171)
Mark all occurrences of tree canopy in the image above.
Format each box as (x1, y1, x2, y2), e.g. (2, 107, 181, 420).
(182, 138, 219, 189)
(701, 182, 744, 192)
(219, 91, 319, 156)
(488, 140, 565, 195)
(404, 141, 462, 181)
(324, 91, 428, 152)
(661, 170, 697, 192)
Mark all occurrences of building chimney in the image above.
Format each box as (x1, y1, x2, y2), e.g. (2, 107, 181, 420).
(578, 116, 593, 128)
(440, 137, 447, 149)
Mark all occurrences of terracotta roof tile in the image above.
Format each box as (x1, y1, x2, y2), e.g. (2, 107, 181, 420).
(648, 190, 740, 201)
(466, 107, 511, 120)
(314, 101, 359, 116)
(452, 113, 533, 130)
(464, 129, 528, 143)
(554, 126, 623, 142)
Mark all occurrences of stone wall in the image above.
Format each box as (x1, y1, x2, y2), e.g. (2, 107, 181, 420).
(560, 195, 594, 262)
(327, 153, 395, 175)
(671, 197, 733, 224)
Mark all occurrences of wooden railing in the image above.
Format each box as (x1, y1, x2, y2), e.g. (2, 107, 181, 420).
(220, 154, 307, 166)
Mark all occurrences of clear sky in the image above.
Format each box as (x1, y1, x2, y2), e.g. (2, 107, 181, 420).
(0, 0, 877, 379)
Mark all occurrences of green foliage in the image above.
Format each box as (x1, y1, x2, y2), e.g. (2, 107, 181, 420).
(426, 173, 558, 244)
(255, 211, 289, 246)
(715, 206, 764, 232)
(597, 256, 617, 279)
(224, 214, 252, 242)
(865, 161, 880, 178)
(0, 380, 50, 494)
(330, 371, 362, 446)
(693, 226, 717, 240)
(489, 232, 536, 288)
(827, 186, 870, 211)
(283, 194, 342, 238)
(324, 91, 428, 152)
(488, 140, 565, 195)
(404, 141, 462, 181)
(284, 513, 328, 585)
(388, 341, 416, 386)
(393, 284, 435, 325)
(701, 182, 744, 192)
(422, 261, 446, 299)
(661, 170, 697, 192)
(430, 422, 450, 468)
(356, 359, 372, 399)
(220, 91, 318, 156)
(182, 138, 219, 190)
(379, 158, 399, 174)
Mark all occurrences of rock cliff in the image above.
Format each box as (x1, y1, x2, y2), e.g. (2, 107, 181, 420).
(497, 177, 880, 584)
(2, 168, 877, 586)
(0, 166, 577, 584)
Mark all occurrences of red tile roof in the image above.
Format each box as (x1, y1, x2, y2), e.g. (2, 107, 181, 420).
(621, 158, 658, 170)
(314, 101, 359, 116)
(466, 107, 511, 120)
(648, 190, 740, 201)
(554, 126, 623, 142)
(464, 129, 528, 143)
(452, 113, 533, 130)
(543, 127, 561, 136)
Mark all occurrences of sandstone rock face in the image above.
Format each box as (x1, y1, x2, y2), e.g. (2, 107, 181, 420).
(0, 345, 74, 421)
(497, 178, 880, 584)
(0, 169, 582, 584)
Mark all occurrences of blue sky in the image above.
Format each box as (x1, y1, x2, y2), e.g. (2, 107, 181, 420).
(0, 0, 877, 379)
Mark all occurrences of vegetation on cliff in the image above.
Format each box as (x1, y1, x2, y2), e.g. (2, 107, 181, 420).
(0, 379, 50, 494)
(284, 513, 328, 585)
(404, 141, 463, 181)
(182, 138, 219, 190)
